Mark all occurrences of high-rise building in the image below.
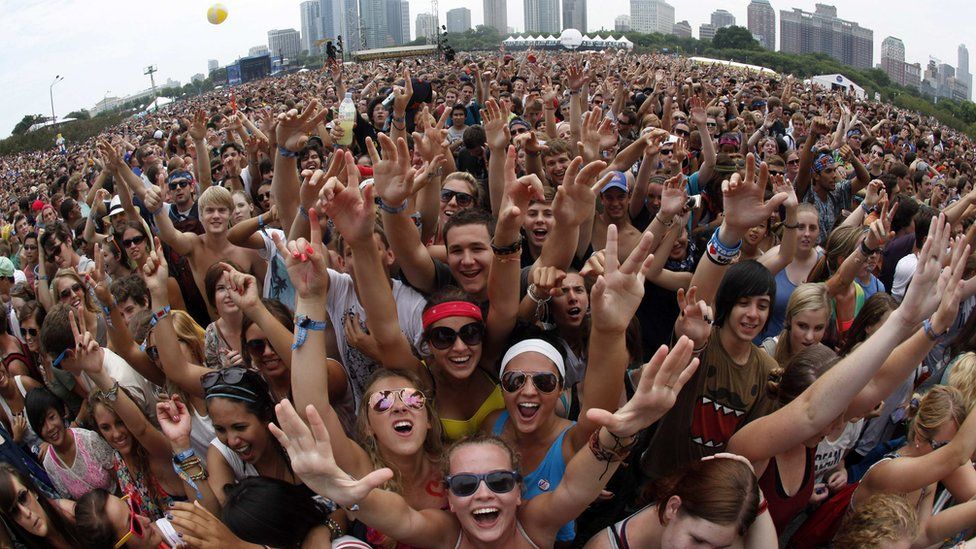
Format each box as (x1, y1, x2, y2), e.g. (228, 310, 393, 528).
(630, 0, 674, 36)
(673, 20, 691, 38)
(249, 44, 270, 57)
(416, 12, 437, 42)
(484, 0, 508, 34)
(747, 0, 775, 50)
(904, 62, 922, 90)
(615, 14, 631, 32)
(385, 0, 409, 44)
(563, 0, 586, 32)
(268, 28, 301, 60)
(780, 5, 873, 69)
(711, 9, 735, 28)
(359, 0, 389, 49)
(959, 44, 972, 100)
(319, 0, 360, 52)
(880, 36, 906, 87)
(447, 7, 472, 33)
(699, 23, 717, 42)
(525, 0, 560, 34)
(300, 1, 322, 53)
(208, 59, 219, 72)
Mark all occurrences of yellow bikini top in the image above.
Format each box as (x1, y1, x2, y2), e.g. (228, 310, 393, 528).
(439, 384, 504, 441)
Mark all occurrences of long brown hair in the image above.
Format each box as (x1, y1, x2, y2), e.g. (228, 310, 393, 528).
(0, 463, 80, 548)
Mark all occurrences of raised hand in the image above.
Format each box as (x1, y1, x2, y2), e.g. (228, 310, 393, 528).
(586, 336, 699, 437)
(580, 107, 616, 161)
(96, 139, 122, 171)
(514, 131, 548, 155)
(553, 156, 605, 227)
(721, 154, 787, 238)
(343, 313, 381, 362)
(182, 110, 208, 142)
(589, 225, 656, 333)
(299, 168, 329, 210)
(367, 134, 417, 206)
(156, 395, 193, 447)
(88, 243, 113, 306)
(219, 264, 261, 312)
(566, 64, 590, 92)
(68, 309, 104, 376)
(862, 179, 883, 211)
(531, 265, 567, 298)
(810, 116, 831, 137)
(863, 199, 894, 250)
(689, 96, 707, 127)
(771, 173, 798, 209)
(270, 400, 393, 507)
(141, 238, 169, 295)
(321, 152, 376, 246)
(660, 174, 688, 219)
(580, 250, 606, 283)
(392, 68, 414, 114)
(276, 100, 329, 153)
(272, 206, 330, 300)
(898, 214, 954, 327)
(482, 99, 511, 151)
(674, 286, 713, 348)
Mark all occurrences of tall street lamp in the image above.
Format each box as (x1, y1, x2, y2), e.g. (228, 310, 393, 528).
(49, 75, 64, 125)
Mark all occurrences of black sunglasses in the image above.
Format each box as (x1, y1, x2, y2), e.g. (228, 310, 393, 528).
(19, 327, 37, 338)
(45, 241, 63, 261)
(121, 235, 146, 248)
(501, 370, 560, 393)
(245, 338, 271, 355)
(201, 366, 249, 391)
(258, 191, 271, 201)
(8, 489, 32, 518)
(58, 283, 83, 300)
(674, 129, 690, 137)
(444, 470, 520, 497)
(168, 180, 191, 190)
(427, 322, 484, 350)
(440, 189, 475, 208)
(23, 244, 38, 251)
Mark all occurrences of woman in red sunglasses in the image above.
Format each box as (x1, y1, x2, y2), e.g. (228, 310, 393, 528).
(74, 489, 173, 549)
(273, 332, 699, 549)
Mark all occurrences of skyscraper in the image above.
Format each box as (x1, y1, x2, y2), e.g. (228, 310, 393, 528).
(447, 8, 472, 33)
(484, 0, 508, 34)
(673, 20, 692, 38)
(416, 12, 437, 42)
(299, 1, 322, 54)
(630, 0, 674, 36)
(615, 14, 631, 32)
(385, 0, 409, 44)
(207, 59, 219, 72)
(525, 0, 561, 34)
(747, 0, 775, 50)
(359, 0, 389, 49)
(959, 44, 972, 100)
(880, 36, 906, 87)
(563, 0, 587, 32)
(699, 23, 717, 42)
(711, 9, 735, 28)
(780, 5, 873, 69)
(319, 0, 360, 52)
(268, 28, 301, 60)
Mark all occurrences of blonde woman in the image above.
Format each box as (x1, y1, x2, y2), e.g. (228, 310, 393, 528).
(761, 283, 831, 366)
(947, 352, 976, 412)
(50, 269, 106, 347)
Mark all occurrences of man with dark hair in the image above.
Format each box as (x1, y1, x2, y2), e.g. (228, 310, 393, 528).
(108, 274, 150, 325)
(456, 126, 488, 183)
(39, 222, 93, 273)
(891, 209, 934, 301)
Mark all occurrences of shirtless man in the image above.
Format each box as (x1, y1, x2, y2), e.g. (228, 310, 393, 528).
(145, 185, 262, 319)
(591, 171, 642, 261)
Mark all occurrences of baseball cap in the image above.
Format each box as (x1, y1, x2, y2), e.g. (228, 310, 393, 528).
(0, 257, 15, 278)
(153, 129, 165, 140)
(600, 171, 628, 194)
(31, 200, 44, 212)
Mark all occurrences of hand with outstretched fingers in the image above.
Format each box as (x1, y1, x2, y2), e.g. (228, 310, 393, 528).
(218, 264, 262, 312)
(344, 313, 381, 361)
(929, 234, 970, 334)
(863, 199, 894, 251)
(553, 156, 607, 228)
(721, 153, 788, 239)
(89, 243, 113, 307)
(585, 336, 699, 437)
(482, 99, 512, 151)
(392, 68, 414, 114)
(270, 399, 394, 508)
(589, 225, 656, 333)
(272, 208, 329, 301)
(581, 250, 606, 283)
(771, 174, 798, 209)
(660, 174, 688, 220)
(321, 151, 376, 247)
(276, 100, 329, 153)
(141, 238, 169, 296)
(367, 134, 416, 207)
(182, 110, 208, 142)
(501, 145, 545, 214)
(862, 180, 883, 211)
(674, 286, 713, 349)
(689, 96, 707, 127)
(898, 214, 953, 327)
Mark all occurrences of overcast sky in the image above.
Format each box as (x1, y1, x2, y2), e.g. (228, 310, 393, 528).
(1, 0, 972, 139)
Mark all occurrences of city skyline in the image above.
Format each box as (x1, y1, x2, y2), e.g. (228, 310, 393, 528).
(2, 0, 974, 139)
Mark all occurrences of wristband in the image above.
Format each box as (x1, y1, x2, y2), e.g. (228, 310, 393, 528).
(782, 222, 799, 229)
(655, 212, 675, 228)
(923, 318, 948, 342)
(706, 228, 741, 266)
(149, 305, 171, 328)
(277, 146, 299, 158)
(298, 205, 310, 220)
(150, 204, 164, 217)
(173, 448, 196, 464)
(860, 201, 874, 214)
(257, 214, 265, 229)
(37, 275, 48, 281)
(526, 284, 551, 304)
(293, 314, 329, 349)
(377, 197, 408, 214)
(491, 236, 523, 256)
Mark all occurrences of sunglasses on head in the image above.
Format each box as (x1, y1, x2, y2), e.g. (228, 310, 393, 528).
(501, 370, 560, 393)
(444, 470, 520, 498)
(168, 180, 191, 190)
(245, 338, 271, 355)
(58, 283, 83, 301)
(121, 235, 146, 248)
(427, 322, 484, 350)
(367, 388, 427, 413)
(19, 327, 37, 338)
(440, 189, 475, 208)
(114, 494, 145, 549)
(201, 366, 249, 391)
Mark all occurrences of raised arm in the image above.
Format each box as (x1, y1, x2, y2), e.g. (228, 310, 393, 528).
(226, 207, 276, 250)
(273, 101, 329, 235)
(690, 98, 716, 185)
(483, 99, 512, 219)
(182, 111, 213, 192)
(727, 214, 954, 469)
(568, 225, 658, 453)
(538, 157, 604, 272)
(795, 117, 830, 200)
(220, 266, 293, 371)
(143, 186, 196, 256)
(389, 68, 413, 143)
(757, 176, 799, 275)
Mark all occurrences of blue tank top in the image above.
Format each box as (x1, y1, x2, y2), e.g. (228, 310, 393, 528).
(493, 411, 576, 541)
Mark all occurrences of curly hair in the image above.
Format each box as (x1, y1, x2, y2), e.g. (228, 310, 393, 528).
(834, 493, 917, 547)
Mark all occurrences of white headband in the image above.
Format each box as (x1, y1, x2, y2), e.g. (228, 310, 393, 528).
(499, 339, 566, 379)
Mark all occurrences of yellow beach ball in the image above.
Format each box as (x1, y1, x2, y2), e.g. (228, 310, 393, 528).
(207, 4, 228, 25)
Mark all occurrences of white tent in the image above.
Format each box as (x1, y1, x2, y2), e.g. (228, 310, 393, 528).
(618, 36, 634, 49)
(807, 74, 866, 99)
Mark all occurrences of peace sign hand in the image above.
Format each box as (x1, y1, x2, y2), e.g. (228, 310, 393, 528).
(67, 309, 104, 376)
(589, 225, 656, 333)
(586, 336, 699, 437)
(270, 400, 394, 508)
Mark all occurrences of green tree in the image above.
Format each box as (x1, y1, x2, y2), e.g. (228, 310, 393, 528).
(11, 114, 46, 135)
(712, 26, 761, 50)
(65, 109, 91, 120)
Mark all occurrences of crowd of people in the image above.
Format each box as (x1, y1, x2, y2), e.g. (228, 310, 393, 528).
(0, 48, 974, 547)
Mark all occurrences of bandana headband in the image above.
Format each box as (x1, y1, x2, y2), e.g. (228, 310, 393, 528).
(499, 339, 566, 379)
(812, 153, 835, 174)
(421, 301, 483, 330)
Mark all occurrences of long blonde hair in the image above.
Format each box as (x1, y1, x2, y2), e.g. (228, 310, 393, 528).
(773, 283, 831, 365)
(908, 385, 968, 445)
(947, 352, 976, 413)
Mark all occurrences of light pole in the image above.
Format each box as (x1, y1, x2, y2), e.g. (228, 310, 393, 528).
(49, 75, 64, 125)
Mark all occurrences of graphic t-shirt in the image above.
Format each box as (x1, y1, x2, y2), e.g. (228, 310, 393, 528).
(640, 328, 776, 480)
